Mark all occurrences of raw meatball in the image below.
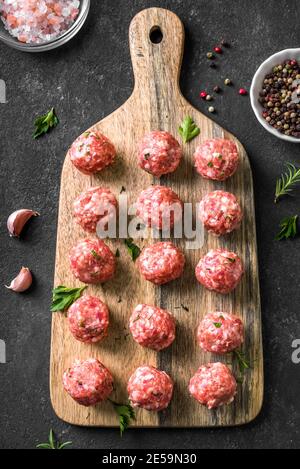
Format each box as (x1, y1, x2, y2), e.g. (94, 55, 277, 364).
(73, 187, 118, 233)
(138, 130, 182, 177)
(127, 365, 174, 411)
(194, 139, 239, 181)
(197, 312, 244, 354)
(68, 295, 109, 344)
(138, 241, 185, 285)
(129, 304, 176, 351)
(136, 185, 183, 230)
(199, 190, 243, 236)
(70, 238, 116, 284)
(189, 362, 237, 409)
(69, 130, 116, 175)
(63, 358, 113, 406)
(195, 249, 244, 294)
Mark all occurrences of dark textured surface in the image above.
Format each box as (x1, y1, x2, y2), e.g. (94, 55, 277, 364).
(0, 0, 300, 450)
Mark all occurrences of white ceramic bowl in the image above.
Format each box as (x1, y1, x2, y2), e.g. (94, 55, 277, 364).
(250, 48, 300, 143)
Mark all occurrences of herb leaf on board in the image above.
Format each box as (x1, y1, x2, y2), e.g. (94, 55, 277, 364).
(109, 401, 135, 436)
(275, 163, 300, 203)
(36, 429, 72, 450)
(124, 239, 141, 262)
(178, 116, 200, 143)
(33, 108, 59, 139)
(275, 215, 298, 241)
(234, 349, 250, 382)
(51, 285, 87, 312)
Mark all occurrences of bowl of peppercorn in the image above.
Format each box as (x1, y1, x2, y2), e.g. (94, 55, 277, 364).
(250, 49, 300, 142)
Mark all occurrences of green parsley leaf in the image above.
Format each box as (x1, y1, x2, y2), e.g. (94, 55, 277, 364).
(213, 322, 222, 328)
(275, 215, 298, 240)
(33, 108, 59, 139)
(51, 285, 87, 312)
(36, 429, 72, 450)
(57, 441, 73, 450)
(124, 239, 141, 262)
(91, 249, 101, 260)
(178, 116, 200, 143)
(207, 161, 213, 167)
(109, 400, 135, 436)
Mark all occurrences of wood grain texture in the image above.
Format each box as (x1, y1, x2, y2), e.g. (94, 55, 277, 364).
(50, 7, 263, 427)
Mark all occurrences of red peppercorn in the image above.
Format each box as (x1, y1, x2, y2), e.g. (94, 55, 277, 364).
(239, 88, 248, 96)
(290, 59, 297, 66)
(214, 46, 222, 54)
(200, 91, 208, 99)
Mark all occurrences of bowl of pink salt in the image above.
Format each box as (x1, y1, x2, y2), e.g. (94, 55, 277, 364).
(0, 0, 90, 52)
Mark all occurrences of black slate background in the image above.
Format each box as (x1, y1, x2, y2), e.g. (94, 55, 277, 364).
(0, 0, 300, 450)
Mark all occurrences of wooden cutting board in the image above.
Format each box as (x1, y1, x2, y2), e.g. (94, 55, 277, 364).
(50, 7, 263, 427)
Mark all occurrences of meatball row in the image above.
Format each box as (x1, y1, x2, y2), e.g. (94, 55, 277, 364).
(67, 295, 244, 355)
(69, 238, 244, 295)
(69, 130, 240, 183)
(73, 184, 243, 237)
(63, 359, 238, 411)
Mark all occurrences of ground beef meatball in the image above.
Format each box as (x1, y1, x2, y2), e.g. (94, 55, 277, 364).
(136, 185, 183, 230)
(127, 365, 174, 411)
(194, 139, 239, 181)
(63, 358, 113, 406)
(73, 187, 118, 233)
(138, 130, 182, 177)
(189, 362, 237, 409)
(67, 296, 109, 344)
(70, 238, 116, 284)
(69, 130, 116, 175)
(197, 312, 244, 354)
(195, 249, 244, 294)
(198, 190, 243, 236)
(129, 304, 176, 351)
(137, 241, 185, 285)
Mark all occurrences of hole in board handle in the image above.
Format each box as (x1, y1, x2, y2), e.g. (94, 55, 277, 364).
(150, 26, 163, 44)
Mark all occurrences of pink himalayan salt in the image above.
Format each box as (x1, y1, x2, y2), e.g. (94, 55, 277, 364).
(0, 0, 80, 44)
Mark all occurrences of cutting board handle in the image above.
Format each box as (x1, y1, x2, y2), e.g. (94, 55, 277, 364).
(129, 8, 185, 113)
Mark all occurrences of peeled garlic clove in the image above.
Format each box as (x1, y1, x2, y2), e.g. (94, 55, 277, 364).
(5, 267, 33, 293)
(7, 209, 39, 237)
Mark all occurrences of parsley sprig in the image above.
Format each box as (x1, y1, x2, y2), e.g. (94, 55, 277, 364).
(178, 116, 200, 143)
(124, 239, 141, 262)
(275, 215, 298, 240)
(36, 429, 72, 450)
(33, 108, 59, 139)
(275, 163, 300, 203)
(51, 285, 87, 312)
(109, 400, 135, 436)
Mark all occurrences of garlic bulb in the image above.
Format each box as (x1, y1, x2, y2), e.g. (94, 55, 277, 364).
(7, 209, 39, 237)
(5, 267, 33, 293)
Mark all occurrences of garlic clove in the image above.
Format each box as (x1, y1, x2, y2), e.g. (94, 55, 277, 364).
(5, 267, 33, 293)
(7, 209, 39, 237)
